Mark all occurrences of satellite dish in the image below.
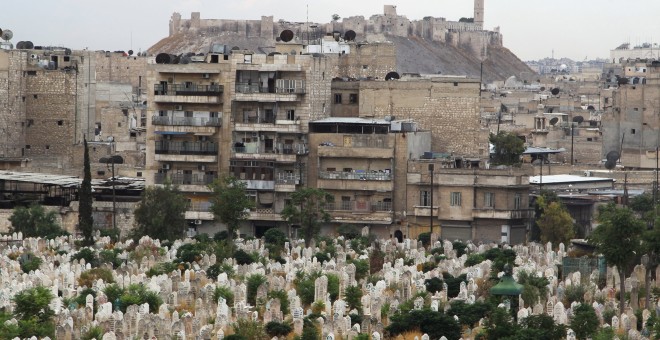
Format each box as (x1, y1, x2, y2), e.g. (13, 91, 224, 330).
(231, 46, 240, 51)
(549, 117, 559, 126)
(128, 50, 134, 56)
(551, 88, 560, 96)
(572, 115, 584, 124)
(587, 105, 595, 111)
(280, 30, 294, 43)
(24, 41, 33, 49)
(605, 159, 616, 170)
(15, 41, 24, 49)
(344, 30, 356, 41)
(385, 72, 400, 81)
(606, 150, 620, 163)
(155, 53, 171, 64)
(384, 115, 393, 122)
(540, 86, 546, 91)
(1, 29, 13, 41)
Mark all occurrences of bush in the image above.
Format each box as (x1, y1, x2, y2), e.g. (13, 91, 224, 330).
(146, 262, 181, 277)
(214, 286, 235, 305)
(418, 232, 431, 247)
(348, 259, 369, 282)
(425, 277, 444, 294)
(81, 326, 104, 340)
(570, 303, 599, 340)
(326, 273, 340, 302)
(78, 268, 115, 288)
(265, 321, 292, 337)
(442, 272, 467, 298)
(386, 309, 461, 340)
(103, 284, 124, 308)
(119, 284, 162, 313)
(314, 252, 330, 263)
(246, 274, 267, 306)
(234, 249, 256, 265)
(206, 262, 234, 280)
(420, 261, 436, 273)
(19, 253, 43, 273)
(449, 300, 493, 327)
(564, 284, 588, 305)
(344, 285, 363, 311)
(98, 249, 123, 268)
(337, 224, 361, 240)
(267, 289, 290, 315)
(465, 253, 486, 267)
(72, 248, 98, 267)
(452, 241, 467, 257)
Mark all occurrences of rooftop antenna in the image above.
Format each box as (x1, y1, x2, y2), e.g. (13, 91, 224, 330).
(306, 4, 309, 46)
(1, 29, 13, 42)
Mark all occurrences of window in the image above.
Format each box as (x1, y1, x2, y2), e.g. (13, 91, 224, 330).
(349, 94, 358, 104)
(514, 193, 522, 210)
(631, 128, 636, 134)
(450, 192, 462, 206)
(286, 109, 295, 120)
(45, 145, 50, 150)
(453, 82, 459, 86)
(57, 120, 63, 126)
(97, 171, 105, 176)
(484, 192, 495, 208)
(334, 93, 342, 104)
(136, 172, 142, 177)
(420, 190, 430, 206)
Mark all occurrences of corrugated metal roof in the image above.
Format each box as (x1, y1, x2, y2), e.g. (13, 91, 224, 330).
(0, 170, 81, 187)
(529, 174, 614, 184)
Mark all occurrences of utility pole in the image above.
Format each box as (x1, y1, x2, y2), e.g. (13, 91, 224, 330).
(429, 164, 434, 235)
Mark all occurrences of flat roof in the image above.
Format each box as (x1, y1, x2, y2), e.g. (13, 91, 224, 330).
(0, 170, 81, 187)
(529, 174, 615, 185)
(311, 117, 391, 125)
(523, 147, 566, 155)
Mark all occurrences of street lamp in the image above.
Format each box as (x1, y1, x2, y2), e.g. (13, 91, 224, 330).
(99, 155, 124, 237)
(429, 164, 434, 235)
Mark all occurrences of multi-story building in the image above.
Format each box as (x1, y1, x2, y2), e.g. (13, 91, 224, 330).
(406, 162, 533, 243)
(602, 61, 660, 169)
(307, 117, 430, 239)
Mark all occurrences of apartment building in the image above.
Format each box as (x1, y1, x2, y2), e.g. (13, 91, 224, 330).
(406, 162, 533, 244)
(307, 117, 430, 239)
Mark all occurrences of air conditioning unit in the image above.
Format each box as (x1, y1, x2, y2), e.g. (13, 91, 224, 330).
(194, 219, 203, 225)
(202, 73, 210, 79)
(251, 132, 258, 138)
(162, 164, 171, 170)
(198, 164, 206, 171)
(175, 105, 183, 110)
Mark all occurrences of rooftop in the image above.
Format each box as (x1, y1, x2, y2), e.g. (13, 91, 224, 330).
(529, 174, 614, 185)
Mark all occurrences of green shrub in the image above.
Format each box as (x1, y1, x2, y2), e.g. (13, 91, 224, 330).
(19, 253, 43, 273)
(425, 277, 444, 294)
(214, 286, 234, 305)
(78, 268, 114, 287)
(146, 262, 180, 277)
(337, 224, 361, 239)
(464, 253, 486, 267)
(265, 321, 292, 337)
(81, 326, 104, 340)
(234, 249, 255, 265)
(314, 252, 330, 263)
(452, 240, 468, 257)
(72, 248, 98, 267)
(418, 232, 431, 247)
(98, 249, 123, 268)
(246, 274, 267, 306)
(267, 289, 290, 315)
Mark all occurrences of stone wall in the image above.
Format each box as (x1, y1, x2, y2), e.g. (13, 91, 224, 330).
(95, 52, 149, 90)
(352, 78, 488, 158)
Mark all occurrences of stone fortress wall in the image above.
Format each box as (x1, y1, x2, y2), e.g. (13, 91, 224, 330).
(168, 1, 499, 60)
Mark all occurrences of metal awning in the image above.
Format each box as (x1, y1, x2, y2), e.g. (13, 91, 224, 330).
(155, 131, 189, 135)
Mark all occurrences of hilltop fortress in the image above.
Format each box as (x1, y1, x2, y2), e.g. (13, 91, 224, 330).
(168, 1, 499, 59)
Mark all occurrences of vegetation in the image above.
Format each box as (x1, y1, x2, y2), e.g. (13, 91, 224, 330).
(78, 268, 114, 288)
(8, 286, 56, 338)
(19, 253, 42, 273)
(209, 175, 254, 249)
(232, 318, 268, 340)
(589, 203, 646, 312)
(489, 131, 524, 165)
(386, 309, 462, 340)
(9, 203, 68, 239)
(344, 285, 363, 311)
(569, 303, 599, 340)
(536, 196, 575, 245)
(246, 274, 267, 306)
(79, 138, 94, 245)
(133, 182, 188, 241)
(337, 224, 361, 240)
(516, 270, 550, 306)
(281, 188, 332, 247)
(265, 321, 292, 338)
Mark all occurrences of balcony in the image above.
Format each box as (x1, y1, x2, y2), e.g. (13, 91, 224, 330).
(319, 171, 392, 181)
(233, 115, 302, 133)
(325, 201, 392, 212)
(155, 141, 218, 162)
(275, 173, 300, 192)
(232, 142, 306, 163)
(154, 173, 216, 186)
(248, 208, 283, 221)
(234, 81, 303, 102)
(152, 115, 221, 127)
(185, 201, 214, 220)
(413, 206, 439, 217)
(154, 84, 223, 104)
(155, 141, 218, 155)
(472, 209, 534, 220)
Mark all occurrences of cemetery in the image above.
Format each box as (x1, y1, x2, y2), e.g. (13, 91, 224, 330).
(1, 220, 659, 340)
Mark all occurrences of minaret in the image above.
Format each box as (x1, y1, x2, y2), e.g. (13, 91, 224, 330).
(474, 0, 484, 29)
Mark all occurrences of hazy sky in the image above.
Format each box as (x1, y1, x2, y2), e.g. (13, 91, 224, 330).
(1, 0, 659, 61)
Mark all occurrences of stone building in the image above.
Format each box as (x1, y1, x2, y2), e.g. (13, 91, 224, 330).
(331, 75, 488, 159)
(307, 117, 430, 240)
(602, 61, 660, 169)
(0, 48, 148, 177)
(406, 162, 533, 244)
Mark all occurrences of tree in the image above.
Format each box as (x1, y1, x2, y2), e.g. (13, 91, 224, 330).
(344, 285, 363, 311)
(331, 14, 341, 21)
(489, 131, 524, 165)
(569, 304, 599, 340)
(79, 138, 94, 245)
(536, 196, 575, 246)
(133, 182, 188, 242)
(281, 188, 332, 247)
(386, 309, 462, 340)
(12, 286, 55, 338)
(209, 175, 254, 249)
(589, 203, 646, 313)
(9, 203, 68, 239)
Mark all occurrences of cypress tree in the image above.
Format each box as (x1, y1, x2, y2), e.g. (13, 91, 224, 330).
(79, 138, 94, 245)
